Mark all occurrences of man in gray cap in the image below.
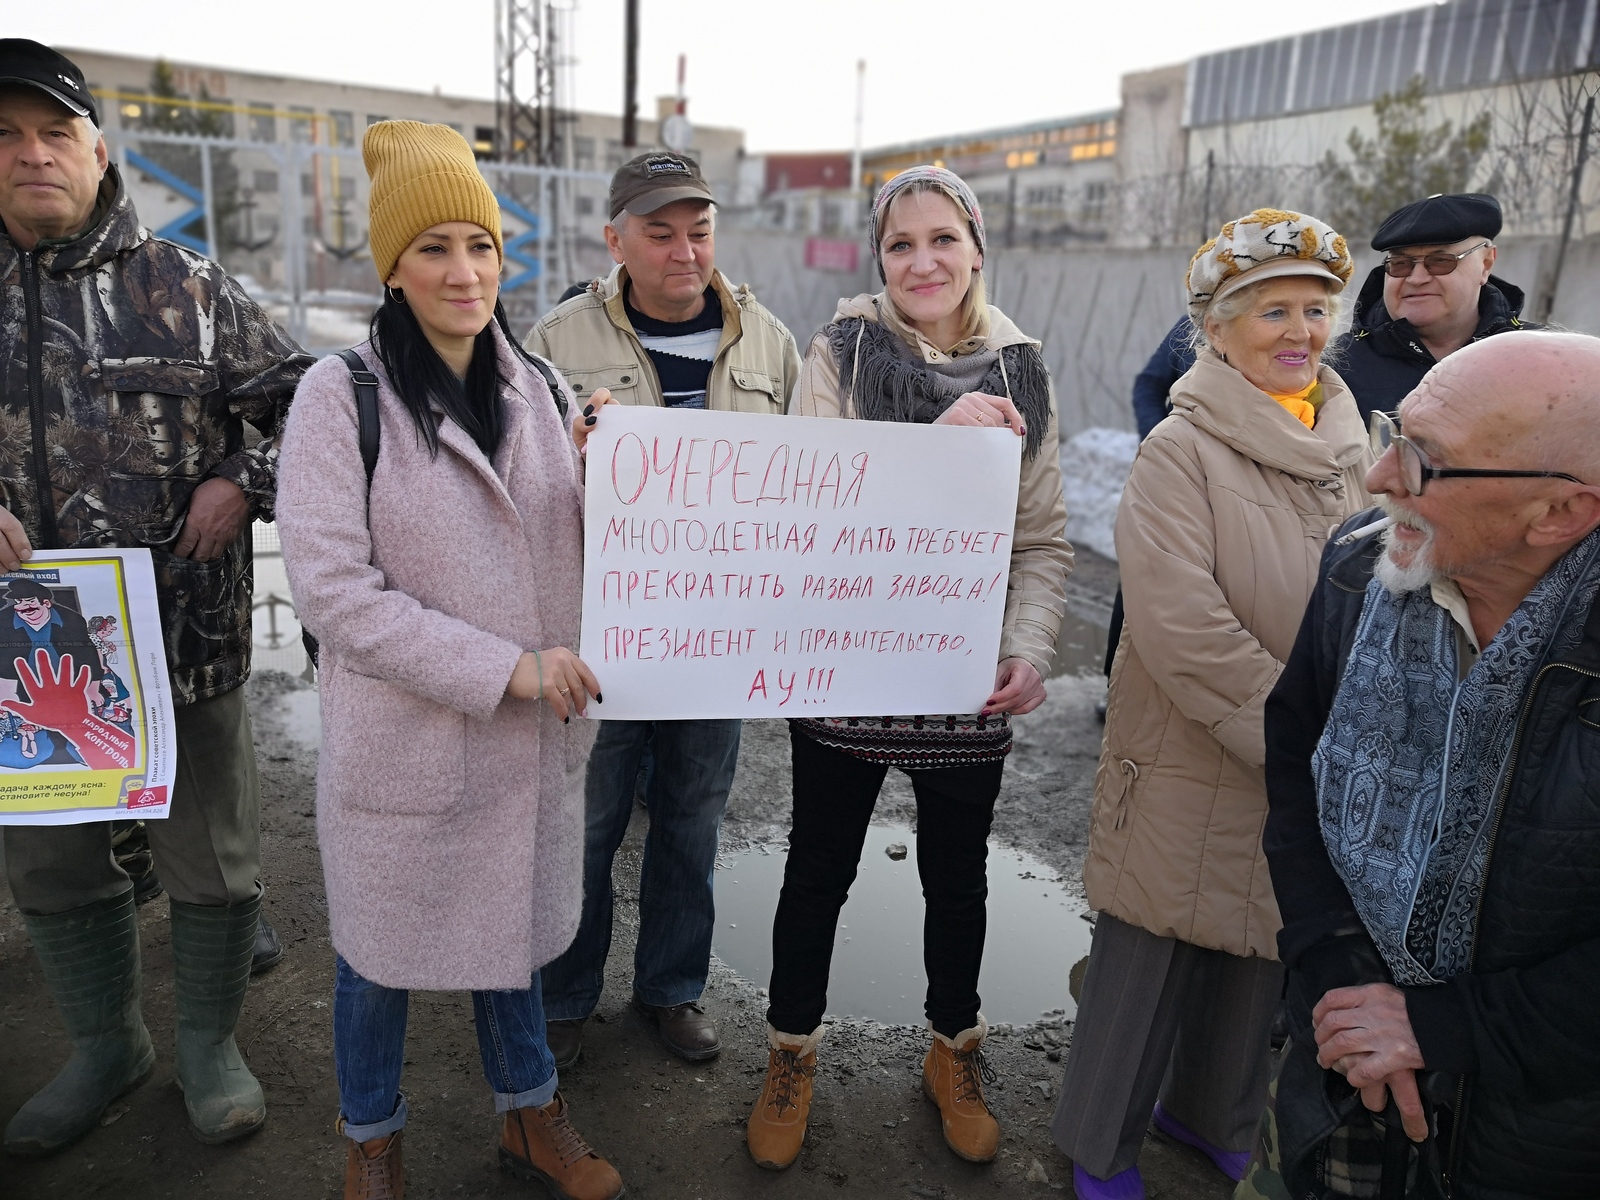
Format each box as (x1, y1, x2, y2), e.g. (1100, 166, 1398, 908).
(525, 152, 800, 1068)
(1333, 192, 1535, 420)
(0, 39, 310, 1155)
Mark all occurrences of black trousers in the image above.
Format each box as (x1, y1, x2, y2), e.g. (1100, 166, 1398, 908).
(765, 727, 1005, 1039)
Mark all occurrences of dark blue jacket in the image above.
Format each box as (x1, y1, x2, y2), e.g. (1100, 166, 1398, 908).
(1329, 266, 1534, 423)
(1130, 316, 1195, 440)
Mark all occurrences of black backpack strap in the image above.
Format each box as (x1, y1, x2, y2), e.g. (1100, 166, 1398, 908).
(304, 348, 382, 671)
(524, 352, 569, 422)
(336, 347, 381, 485)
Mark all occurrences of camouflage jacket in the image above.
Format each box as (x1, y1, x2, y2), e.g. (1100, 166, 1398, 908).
(0, 166, 312, 705)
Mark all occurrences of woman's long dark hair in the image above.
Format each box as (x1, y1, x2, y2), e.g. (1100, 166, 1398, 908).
(370, 293, 546, 461)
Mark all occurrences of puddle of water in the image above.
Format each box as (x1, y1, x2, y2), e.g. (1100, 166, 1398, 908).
(1047, 606, 1109, 679)
(712, 823, 1092, 1027)
(271, 689, 323, 751)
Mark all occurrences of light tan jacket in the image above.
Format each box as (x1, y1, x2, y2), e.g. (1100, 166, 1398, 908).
(524, 265, 802, 414)
(791, 293, 1073, 677)
(1083, 350, 1373, 959)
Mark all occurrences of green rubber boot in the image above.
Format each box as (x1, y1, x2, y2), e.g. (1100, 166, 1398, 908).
(169, 895, 266, 1144)
(3, 891, 155, 1157)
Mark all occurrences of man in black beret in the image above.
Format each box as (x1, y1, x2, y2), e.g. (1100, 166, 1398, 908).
(1331, 193, 1535, 420)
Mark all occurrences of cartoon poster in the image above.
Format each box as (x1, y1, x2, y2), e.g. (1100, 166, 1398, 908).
(578, 406, 1023, 719)
(0, 550, 177, 826)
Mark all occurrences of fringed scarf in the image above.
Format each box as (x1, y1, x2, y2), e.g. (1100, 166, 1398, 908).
(825, 314, 1052, 460)
(1313, 527, 1600, 984)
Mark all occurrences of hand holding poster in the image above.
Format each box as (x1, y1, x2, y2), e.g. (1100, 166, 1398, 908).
(0, 550, 177, 826)
(579, 406, 1022, 719)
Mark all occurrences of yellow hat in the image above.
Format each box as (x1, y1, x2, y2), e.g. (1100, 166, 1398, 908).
(363, 121, 503, 283)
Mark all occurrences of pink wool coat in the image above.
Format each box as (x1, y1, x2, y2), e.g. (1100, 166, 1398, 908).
(276, 330, 593, 991)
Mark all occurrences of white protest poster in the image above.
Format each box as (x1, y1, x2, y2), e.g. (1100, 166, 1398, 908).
(0, 549, 178, 827)
(579, 406, 1023, 719)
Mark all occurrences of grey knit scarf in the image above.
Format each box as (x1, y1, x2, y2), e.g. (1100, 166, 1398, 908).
(826, 315, 1051, 460)
(1313, 526, 1600, 985)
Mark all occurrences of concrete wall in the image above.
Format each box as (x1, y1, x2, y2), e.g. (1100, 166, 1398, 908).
(985, 245, 1192, 435)
(712, 228, 878, 352)
(716, 231, 1600, 434)
(714, 233, 1600, 438)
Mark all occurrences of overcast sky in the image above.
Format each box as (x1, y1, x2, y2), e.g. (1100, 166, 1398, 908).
(30, 0, 1432, 151)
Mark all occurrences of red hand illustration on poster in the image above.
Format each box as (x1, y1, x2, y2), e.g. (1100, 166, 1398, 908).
(3, 650, 136, 771)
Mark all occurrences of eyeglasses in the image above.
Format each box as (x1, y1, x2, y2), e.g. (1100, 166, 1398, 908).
(1383, 240, 1491, 278)
(1368, 410, 1587, 495)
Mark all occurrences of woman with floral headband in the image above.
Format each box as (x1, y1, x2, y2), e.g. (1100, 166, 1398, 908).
(745, 165, 1073, 1172)
(1052, 210, 1373, 1200)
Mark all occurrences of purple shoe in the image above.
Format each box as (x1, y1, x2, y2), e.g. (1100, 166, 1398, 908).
(1073, 1163, 1146, 1200)
(1152, 1102, 1250, 1182)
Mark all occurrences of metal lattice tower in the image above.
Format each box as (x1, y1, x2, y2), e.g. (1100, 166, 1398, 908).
(494, 0, 560, 165)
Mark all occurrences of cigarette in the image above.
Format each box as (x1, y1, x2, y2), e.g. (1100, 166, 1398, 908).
(1334, 515, 1393, 545)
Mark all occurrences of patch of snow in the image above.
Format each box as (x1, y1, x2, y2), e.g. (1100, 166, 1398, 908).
(1059, 427, 1139, 562)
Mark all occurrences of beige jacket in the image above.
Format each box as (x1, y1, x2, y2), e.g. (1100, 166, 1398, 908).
(792, 293, 1073, 677)
(524, 265, 802, 413)
(1083, 350, 1373, 959)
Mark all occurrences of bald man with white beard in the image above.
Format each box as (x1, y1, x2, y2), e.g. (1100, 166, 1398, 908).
(1239, 332, 1600, 1200)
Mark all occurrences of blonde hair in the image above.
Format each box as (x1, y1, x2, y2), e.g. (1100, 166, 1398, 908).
(879, 180, 988, 344)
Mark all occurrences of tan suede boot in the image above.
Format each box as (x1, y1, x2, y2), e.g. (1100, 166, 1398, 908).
(922, 1016, 1000, 1163)
(499, 1092, 623, 1200)
(341, 1128, 404, 1200)
(745, 1026, 821, 1170)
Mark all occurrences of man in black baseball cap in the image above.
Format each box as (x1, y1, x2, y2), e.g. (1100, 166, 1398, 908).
(0, 38, 99, 125)
(0, 39, 310, 1157)
(1331, 192, 1536, 419)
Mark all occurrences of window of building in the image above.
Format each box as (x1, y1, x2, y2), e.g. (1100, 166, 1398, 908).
(1082, 181, 1108, 221)
(604, 139, 624, 170)
(288, 105, 316, 144)
(329, 110, 355, 147)
(575, 136, 596, 170)
(576, 194, 594, 215)
(474, 125, 496, 156)
(301, 172, 316, 197)
(253, 169, 279, 194)
(249, 103, 275, 143)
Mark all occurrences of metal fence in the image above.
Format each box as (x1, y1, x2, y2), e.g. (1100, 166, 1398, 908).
(103, 129, 613, 353)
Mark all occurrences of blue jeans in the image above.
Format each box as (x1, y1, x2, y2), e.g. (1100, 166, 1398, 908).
(541, 718, 741, 1020)
(333, 955, 557, 1140)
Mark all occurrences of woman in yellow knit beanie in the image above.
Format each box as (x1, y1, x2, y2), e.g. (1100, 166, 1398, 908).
(277, 121, 621, 1200)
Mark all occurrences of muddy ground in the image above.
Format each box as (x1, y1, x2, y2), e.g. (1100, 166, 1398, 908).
(0, 550, 1235, 1200)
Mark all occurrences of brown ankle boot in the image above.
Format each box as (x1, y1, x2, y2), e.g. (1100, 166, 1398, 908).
(342, 1128, 404, 1200)
(922, 1017, 1000, 1163)
(499, 1092, 624, 1200)
(745, 1026, 820, 1170)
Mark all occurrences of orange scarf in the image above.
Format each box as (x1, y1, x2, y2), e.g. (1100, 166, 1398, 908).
(1268, 380, 1321, 429)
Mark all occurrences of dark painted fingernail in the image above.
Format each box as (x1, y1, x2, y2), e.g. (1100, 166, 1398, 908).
(563, 716, 570, 724)
(583, 403, 595, 416)
(596, 692, 604, 703)
(585, 415, 596, 425)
